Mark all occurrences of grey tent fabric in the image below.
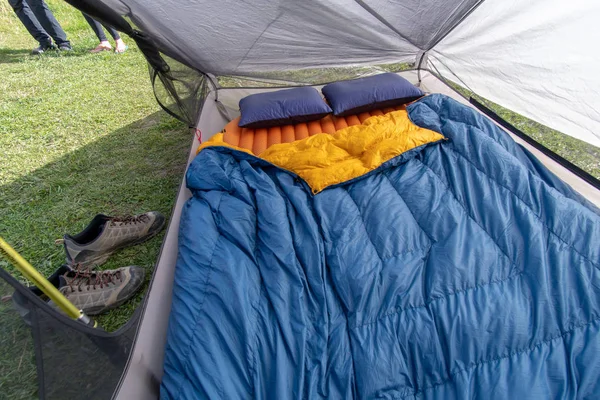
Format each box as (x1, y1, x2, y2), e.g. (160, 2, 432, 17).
(0, 267, 139, 400)
(433, 0, 600, 147)
(92, 0, 480, 75)
(351, 0, 483, 50)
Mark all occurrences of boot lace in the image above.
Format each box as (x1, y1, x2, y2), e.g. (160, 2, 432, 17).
(67, 266, 123, 292)
(109, 214, 149, 226)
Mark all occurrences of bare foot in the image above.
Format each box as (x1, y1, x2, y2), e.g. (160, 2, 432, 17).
(90, 41, 112, 53)
(115, 39, 128, 54)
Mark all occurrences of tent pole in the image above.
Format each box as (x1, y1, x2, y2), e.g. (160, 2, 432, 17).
(0, 236, 96, 327)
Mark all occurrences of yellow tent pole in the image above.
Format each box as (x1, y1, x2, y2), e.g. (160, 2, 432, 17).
(0, 236, 96, 327)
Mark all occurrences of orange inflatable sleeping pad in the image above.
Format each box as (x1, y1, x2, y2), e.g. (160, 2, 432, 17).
(222, 105, 406, 155)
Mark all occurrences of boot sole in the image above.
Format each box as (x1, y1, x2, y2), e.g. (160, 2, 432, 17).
(85, 298, 129, 316)
(84, 289, 141, 316)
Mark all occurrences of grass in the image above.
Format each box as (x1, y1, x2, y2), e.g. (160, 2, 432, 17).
(0, 1, 189, 398)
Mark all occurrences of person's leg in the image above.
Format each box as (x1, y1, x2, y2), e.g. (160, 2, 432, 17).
(82, 13, 108, 42)
(105, 25, 120, 41)
(106, 26, 128, 53)
(25, 0, 70, 47)
(83, 14, 115, 53)
(7, 0, 53, 47)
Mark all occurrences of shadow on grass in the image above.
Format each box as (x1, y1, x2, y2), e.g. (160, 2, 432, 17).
(0, 110, 190, 324)
(0, 46, 92, 64)
(0, 111, 190, 398)
(0, 47, 31, 63)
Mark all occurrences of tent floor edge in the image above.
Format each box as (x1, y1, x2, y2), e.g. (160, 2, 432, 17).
(469, 97, 600, 192)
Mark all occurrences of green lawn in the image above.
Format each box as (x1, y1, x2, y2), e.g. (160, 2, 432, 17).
(0, 2, 189, 398)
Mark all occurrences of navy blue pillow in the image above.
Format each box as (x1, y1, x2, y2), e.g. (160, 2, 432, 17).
(321, 73, 424, 116)
(238, 87, 332, 128)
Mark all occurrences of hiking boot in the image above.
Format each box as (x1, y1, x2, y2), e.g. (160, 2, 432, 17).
(31, 42, 56, 55)
(62, 212, 166, 268)
(50, 266, 145, 316)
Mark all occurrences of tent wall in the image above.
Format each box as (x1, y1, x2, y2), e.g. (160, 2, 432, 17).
(434, 0, 600, 147)
(0, 266, 138, 400)
(114, 69, 599, 399)
(114, 92, 226, 400)
(418, 71, 600, 207)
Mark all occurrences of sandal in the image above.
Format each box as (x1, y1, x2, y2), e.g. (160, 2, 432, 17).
(90, 42, 113, 53)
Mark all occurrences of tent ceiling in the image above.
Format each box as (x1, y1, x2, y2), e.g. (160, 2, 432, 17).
(97, 0, 600, 146)
(354, 0, 482, 50)
(101, 0, 480, 74)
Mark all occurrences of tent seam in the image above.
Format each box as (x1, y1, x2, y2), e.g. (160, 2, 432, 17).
(428, 54, 478, 97)
(352, 0, 422, 50)
(234, 12, 283, 71)
(426, 0, 488, 51)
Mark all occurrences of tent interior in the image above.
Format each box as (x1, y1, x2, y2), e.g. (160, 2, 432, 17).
(1, 0, 600, 399)
(122, 71, 600, 400)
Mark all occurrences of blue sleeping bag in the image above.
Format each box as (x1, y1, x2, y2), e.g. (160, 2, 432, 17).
(161, 94, 600, 399)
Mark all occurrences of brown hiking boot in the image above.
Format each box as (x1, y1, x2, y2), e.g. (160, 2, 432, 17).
(50, 266, 145, 316)
(62, 212, 166, 268)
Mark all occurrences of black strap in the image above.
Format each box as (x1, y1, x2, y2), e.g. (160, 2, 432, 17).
(64, 0, 131, 33)
(470, 97, 600, 191)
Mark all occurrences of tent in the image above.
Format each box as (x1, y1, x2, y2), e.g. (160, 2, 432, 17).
(1, 0, 599, 399)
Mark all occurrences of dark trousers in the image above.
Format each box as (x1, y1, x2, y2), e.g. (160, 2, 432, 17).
(8, 0, 70, 46)
(82, 13, 120, 42)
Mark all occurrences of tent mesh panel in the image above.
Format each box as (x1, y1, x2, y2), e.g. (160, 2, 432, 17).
(151, 55, 210, 127)
(0, 274, 37, 399)
(0, 267, 139, 400)
(217, 62, 415, 88)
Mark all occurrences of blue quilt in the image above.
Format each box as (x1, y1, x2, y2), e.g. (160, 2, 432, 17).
(161, 94, 600, 399)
